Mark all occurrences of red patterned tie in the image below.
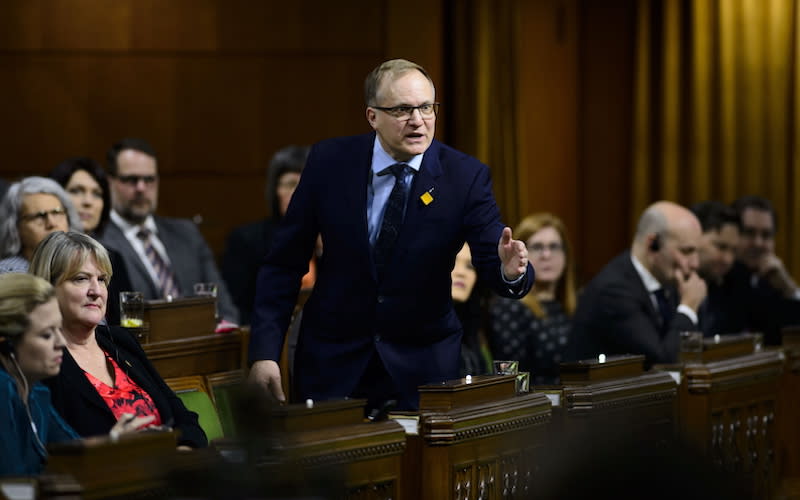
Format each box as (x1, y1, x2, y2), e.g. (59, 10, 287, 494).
(136, 228, 180, 298)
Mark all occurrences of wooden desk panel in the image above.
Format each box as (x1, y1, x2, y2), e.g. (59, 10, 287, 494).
(143, 331, 244, 378)
(405, 389, 552, 500)
(679, 350, 785, 499)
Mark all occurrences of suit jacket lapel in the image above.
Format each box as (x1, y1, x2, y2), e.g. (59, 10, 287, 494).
(60, 349, 116, 416)
(394, 141, 443, 255)
(103, 223, 159, 298)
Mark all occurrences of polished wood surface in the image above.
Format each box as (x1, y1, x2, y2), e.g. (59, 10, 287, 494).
(403, 377, 552, 500)
(777, 327, 800, 497)
(45, 432, 178, 499)
(143, 331, 243, 379)
(677, 348, 785, 499)
(253, 400, 407, 500)
(143, 297, 216, 343)
(559, 353, 647, 384)
(558, 355, 678, 451)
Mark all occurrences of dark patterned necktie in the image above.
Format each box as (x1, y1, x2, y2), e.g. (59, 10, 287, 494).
(136, 228, 180, 298)
(373, 163, 412, 280)
(653, 288, 674, 328)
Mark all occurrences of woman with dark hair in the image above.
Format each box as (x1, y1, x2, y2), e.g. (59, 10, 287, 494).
(451, 243, 492, 377)
(489, 213, 577, 385)
(50, 158, 132, 325)
(222, 145, 313, 324)
(49, 157, 111, 236)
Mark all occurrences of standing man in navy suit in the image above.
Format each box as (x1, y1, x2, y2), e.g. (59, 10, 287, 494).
(248, 59, 534, 411)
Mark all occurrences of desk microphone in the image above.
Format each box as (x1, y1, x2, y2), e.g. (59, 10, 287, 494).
(367, 399, 397, 422)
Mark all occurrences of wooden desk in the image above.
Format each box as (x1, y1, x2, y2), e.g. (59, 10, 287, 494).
(777, 327, 800, 496)
(677, 349, 784, 499)
(252, 399, 407, 499)
(401, 375, 552, 500)
(143, 297, 216, 343)
(143, 330, 245, 378)
(559, 355, 678, 448)
(44, 432, 179, 499)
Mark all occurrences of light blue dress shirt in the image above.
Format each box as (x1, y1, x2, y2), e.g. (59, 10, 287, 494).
(366, 138, 423, 246)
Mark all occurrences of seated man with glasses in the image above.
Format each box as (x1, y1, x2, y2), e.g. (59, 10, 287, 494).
(0, 177, 82, 273)
(249, 59, 534, 412)
(98, 138, 239, 324)
(723, 196, 800, 344)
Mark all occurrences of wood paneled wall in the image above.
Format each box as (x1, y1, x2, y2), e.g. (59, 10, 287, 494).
(0, 0, 443, 257)
(0, 0, 684, 286)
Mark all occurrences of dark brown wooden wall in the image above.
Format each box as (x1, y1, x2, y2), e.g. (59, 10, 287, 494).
(0, 0, 443, 260)
(0, 0, 638, 285)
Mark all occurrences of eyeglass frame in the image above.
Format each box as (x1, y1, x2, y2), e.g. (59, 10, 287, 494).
(113, 174, 158, 186)
(371, 102, 440, 120)
(19, 207, 68, 225)
(527, 242, 565, 256)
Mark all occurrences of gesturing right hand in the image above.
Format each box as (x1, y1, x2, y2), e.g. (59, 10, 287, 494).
(248, 360, 287, 403)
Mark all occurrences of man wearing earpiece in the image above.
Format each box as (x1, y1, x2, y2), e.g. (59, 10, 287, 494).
(569, 201, 707, 367)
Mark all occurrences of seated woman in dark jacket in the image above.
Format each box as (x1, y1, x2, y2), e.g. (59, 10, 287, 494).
(0, 273, 79, 475)
(30, 231, 207, 449)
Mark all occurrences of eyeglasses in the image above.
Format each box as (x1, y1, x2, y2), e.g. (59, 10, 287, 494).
(372, 103, 440, 120)
(528, 242, 564, 255)
(115, 175, 158, 186)
(20, 207, 67, 225)
(741, 227, 774, 240)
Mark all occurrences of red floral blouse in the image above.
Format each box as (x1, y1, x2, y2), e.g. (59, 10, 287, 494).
(83, 353, 162, 428)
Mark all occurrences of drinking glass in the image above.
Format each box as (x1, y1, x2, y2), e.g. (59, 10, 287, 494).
(120, 291, 144, 328)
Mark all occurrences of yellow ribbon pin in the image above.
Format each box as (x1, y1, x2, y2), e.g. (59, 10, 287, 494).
(420, 191, 434, 205)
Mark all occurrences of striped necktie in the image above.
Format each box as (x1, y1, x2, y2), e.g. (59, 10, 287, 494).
(136, 228, 180, 298)
(373, 163, 412, 280)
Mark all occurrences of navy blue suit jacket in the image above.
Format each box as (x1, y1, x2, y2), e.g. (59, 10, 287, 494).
(569, 252, 695, 367)
(249, 133, 534, 408)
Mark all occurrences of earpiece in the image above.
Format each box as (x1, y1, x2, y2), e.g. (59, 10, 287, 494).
(649, 234, 661, 252)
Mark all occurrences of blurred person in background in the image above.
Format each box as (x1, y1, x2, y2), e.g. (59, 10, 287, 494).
(222, 145, 314, 325)
(490, 213, 576, 385)
(50, 157, 133, 325)
(690, 201, 743, 337)
(100, 137, 239, 324)
(0, 177, 80, 274)
(726, 195, 800, 344)
(451, 243, 491, 377)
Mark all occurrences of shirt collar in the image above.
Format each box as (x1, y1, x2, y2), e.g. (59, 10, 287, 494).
(111, 210, 157, 237)
(631, 253, 662, 293)
(371, 136, 423, 175)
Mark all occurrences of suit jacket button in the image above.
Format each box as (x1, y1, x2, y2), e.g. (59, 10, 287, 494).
(377, 296, 385, 304)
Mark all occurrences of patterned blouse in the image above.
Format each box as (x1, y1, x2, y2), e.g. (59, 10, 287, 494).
(83, 353, 162, 427)
(489, 297, 572, 386)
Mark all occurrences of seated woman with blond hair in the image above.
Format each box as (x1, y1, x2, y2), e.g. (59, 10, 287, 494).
(0, 273, 78, 475)
(489, 213, 576, 385)
(30, 231, 206, 449)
